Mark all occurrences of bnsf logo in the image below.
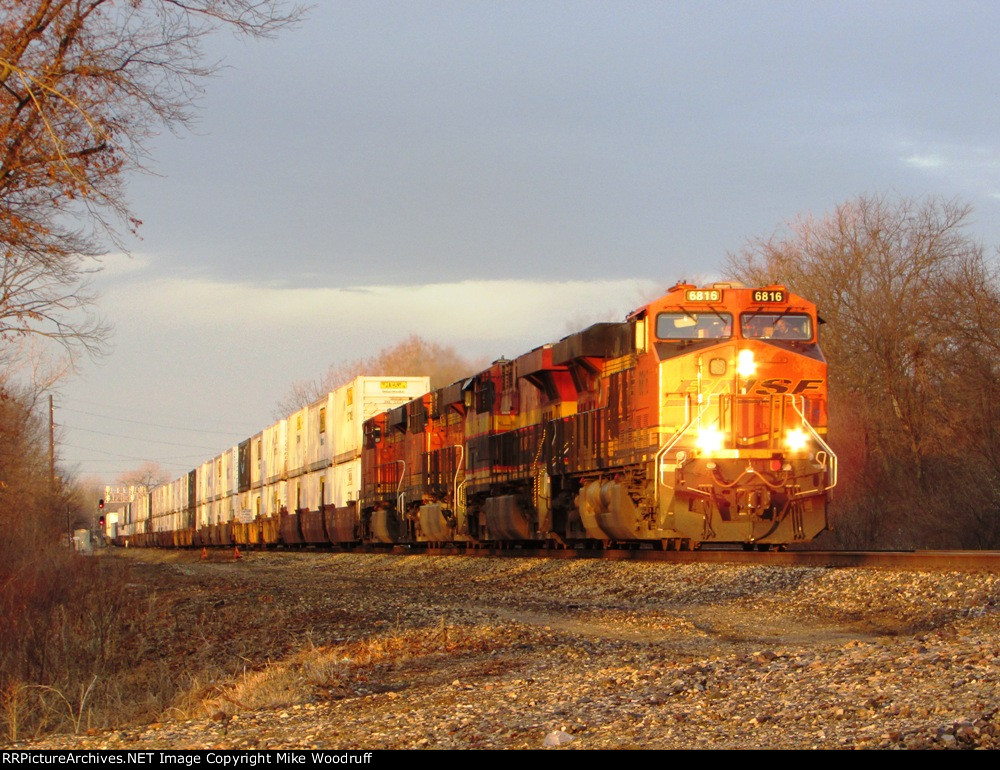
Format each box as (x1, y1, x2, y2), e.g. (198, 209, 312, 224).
(670, 379, 824, 396)
(744, 378, 823, 395)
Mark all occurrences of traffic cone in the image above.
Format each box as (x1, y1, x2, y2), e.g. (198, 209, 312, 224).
(233, 546, 242, 560)
(201, 547, 208, 560)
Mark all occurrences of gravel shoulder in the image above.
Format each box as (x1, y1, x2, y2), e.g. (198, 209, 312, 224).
(11, 548, 1000, 750)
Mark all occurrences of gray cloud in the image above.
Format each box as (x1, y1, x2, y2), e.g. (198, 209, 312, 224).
(60, 1, 1000, 480)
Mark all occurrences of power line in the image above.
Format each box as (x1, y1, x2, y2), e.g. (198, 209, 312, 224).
(65, 425, 221, 451)
(60, 443, 208, 463)
(58, 395, 254, 433)
(58, 406, 240, 436)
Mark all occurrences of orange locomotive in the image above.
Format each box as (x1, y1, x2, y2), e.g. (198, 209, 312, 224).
(361, 282, 836, 549)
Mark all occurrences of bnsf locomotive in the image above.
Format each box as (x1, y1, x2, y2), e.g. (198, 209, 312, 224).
(112, 282, 836, 550)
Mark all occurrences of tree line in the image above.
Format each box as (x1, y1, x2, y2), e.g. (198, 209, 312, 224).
(726, 195, 1000, 549)
(0, 0, 301, 740)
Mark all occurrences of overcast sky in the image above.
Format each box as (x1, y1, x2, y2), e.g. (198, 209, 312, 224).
(55, 0, 1000, 484)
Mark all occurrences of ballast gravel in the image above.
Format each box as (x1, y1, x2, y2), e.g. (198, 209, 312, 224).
(11, 550, 1000, 750)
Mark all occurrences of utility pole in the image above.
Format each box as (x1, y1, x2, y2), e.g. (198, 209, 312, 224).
(49, 394, 55, 495)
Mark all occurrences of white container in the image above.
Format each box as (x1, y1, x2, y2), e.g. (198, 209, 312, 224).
(332, 458, 361, 508)
(262, 420, 288, 484)
(261, 479, 287, 517)
(287, 406, 309, 478)
(306, 394, 334, 473)
(333, 376, 429, 463)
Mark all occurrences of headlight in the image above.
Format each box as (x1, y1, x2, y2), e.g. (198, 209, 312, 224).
(696, 425, 724, 454)
(737, 349, 756, 377)
(785, 427, 808, 453)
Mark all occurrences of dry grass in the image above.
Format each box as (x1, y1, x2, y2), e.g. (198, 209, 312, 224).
(185, 620, 511, 720)
(0, 547, 522, 744)
(0, 553, 172, 743)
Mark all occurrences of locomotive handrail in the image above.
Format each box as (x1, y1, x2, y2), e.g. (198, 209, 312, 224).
(452, 444, 465, 514)
(789, 396, 838, 490)
(654, 393, 700, 507)
(396, 459, 406, 513)
(372, 459, 407, 508)
(655, 392, 838, 506)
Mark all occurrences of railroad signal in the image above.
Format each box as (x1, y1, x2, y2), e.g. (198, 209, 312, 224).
(99, 498, 104, 510)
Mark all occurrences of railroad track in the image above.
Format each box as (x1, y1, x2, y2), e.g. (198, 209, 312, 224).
(186, 542, 1000, 571)
(412, 545, 1000, 570)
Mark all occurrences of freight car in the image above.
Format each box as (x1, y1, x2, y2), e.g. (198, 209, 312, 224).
(112, 282, 836, 550)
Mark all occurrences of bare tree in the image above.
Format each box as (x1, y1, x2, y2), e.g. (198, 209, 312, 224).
(0, 0, 301, 358)
(275, 335, 486, 416)
(66, 473, 104, 525)
(116, 460, 169, 495)
(726, 194, 1000, 548)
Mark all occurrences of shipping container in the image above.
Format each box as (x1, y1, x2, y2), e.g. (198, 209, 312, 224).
(306, 394, 334, 473)
(287, 406, 309, 479)
(262, 420, 287, 484)
(333, 376, 429, 463)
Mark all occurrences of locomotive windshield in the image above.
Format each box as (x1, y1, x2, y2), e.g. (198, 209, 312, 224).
(740, 313, 812, 340)
(656, 312, 732, 340)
